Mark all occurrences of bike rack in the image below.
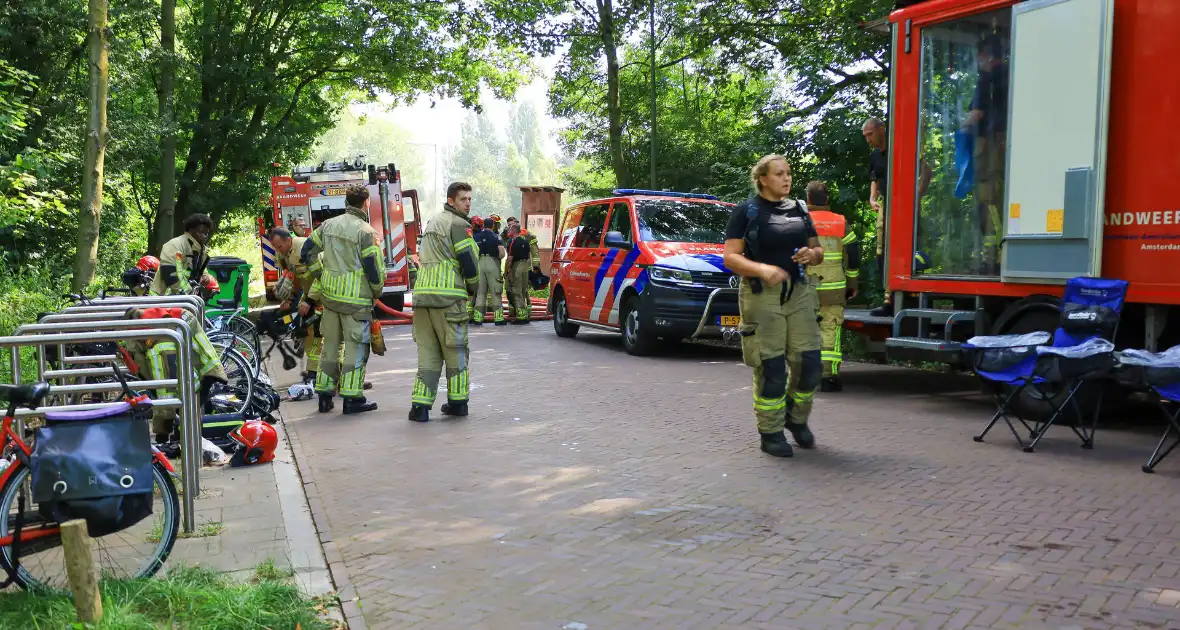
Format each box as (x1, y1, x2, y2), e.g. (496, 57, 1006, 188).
(10, 311, 203, 532)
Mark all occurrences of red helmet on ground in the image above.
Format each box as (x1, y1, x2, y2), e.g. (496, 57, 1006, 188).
(228, 420, 277, 466)
(202, 276, 220, 293)
(136, 255, 160, 272)
(471, 216, 484, 230)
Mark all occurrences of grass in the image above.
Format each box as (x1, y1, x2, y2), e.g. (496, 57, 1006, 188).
(147, 520, 223, 544)
(0, 561, 339, 630)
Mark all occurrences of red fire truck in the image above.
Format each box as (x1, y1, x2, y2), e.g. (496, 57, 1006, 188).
(847, 0, 1180, 370)
(261, 159, 423, 310)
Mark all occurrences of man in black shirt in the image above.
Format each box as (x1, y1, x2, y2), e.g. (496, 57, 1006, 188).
(966, 34, 1009, 273)
(863, 117, 892, 316)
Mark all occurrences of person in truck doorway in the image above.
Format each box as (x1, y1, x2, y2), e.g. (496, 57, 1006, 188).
(805, 181, 861, 393)
(723, 155, 824, 458)
(964, 33, 1009, 275)
(862, 118, 892, 317)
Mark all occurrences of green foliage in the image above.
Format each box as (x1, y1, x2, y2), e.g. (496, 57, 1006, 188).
(444, 104, 559, 220)
(0, 562, 335, 630)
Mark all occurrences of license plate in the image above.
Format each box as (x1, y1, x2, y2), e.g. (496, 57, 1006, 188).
(718, 315, 741, 326)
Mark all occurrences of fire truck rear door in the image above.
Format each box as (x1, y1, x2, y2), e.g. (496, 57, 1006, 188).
(1001, 0, 1115, 283)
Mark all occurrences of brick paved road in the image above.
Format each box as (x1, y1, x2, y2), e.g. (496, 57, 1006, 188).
(284, 325, 1180, 630)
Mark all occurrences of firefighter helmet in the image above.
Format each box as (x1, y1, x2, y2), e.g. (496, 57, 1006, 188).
(136, 255, 160, 272)
(471, 216, 484, 230)
(228, 420, 278, 466)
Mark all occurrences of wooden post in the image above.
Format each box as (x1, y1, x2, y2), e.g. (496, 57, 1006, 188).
(60, 519, 103, 623)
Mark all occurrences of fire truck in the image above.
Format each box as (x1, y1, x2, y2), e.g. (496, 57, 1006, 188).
(261, 159, 423, 310)
(846, 0, 1180, 374)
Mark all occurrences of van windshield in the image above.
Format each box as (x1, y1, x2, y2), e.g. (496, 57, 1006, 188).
(636, 199, 732, 243)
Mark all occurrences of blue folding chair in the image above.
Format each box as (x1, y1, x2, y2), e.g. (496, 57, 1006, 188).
(964, 277, 1129, 452)
(1117, 347, 1180, 473)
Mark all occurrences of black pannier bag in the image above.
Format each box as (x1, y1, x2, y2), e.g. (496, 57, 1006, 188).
(31, 401, 155, 537)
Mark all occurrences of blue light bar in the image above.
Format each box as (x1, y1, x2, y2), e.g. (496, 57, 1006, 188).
(613, 188, 719, 201)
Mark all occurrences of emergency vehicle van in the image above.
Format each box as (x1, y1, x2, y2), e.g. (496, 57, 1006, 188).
(846, 0, 1180, 373)
(261, 159, 422, 310)
(548, 189, 740, 355)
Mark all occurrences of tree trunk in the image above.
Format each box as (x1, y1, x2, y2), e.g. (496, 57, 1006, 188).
(154, 0, 176, 253)
(598, 0, 629, 188)
(73, 0, 109, 292)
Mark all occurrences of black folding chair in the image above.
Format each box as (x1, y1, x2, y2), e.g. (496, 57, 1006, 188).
(964, 277, 1129, 452)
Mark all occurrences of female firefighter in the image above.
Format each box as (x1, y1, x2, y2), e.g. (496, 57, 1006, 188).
(722, 154, 824, 458)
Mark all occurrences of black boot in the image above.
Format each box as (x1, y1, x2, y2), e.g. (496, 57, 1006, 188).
(343, 397, 378, 415)
(408, 404, 430, 423)
(786, 423, 816, 449)
(318, 393, 334, 413)
(760, 431, 794, 457)
(820, 376, 842, 393)
(364, 381, 373, 390)
(494, 320, 508, 326)
(440, 400, 468, 417)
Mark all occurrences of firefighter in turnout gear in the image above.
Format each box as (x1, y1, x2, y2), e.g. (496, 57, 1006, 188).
(723, 155, 825, 459)
(147, 213, 228, 390)
(472, 216, 507, 325)
(804, 181, 860, 393)
(270, 227, 324, 382)
(505, 224, 539, 323)
(300, 185, 385, 415)
(408, 182, 480, 423)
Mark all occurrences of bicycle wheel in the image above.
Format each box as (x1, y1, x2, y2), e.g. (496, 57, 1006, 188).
(0, 461, 180, 591)
(207, 342, 255, 416)
(209, 330, 260, 377)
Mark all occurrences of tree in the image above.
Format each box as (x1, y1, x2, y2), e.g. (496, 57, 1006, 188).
(73, 0, 110, 291)
(154, 0, 176, 252)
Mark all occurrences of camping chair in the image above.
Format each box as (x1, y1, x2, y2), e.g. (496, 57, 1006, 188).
(1114, 347, 1180, 473)
(964, 277, 1129, 452)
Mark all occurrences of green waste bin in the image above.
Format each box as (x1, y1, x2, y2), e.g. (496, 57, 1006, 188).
(205, 256, 251, 317)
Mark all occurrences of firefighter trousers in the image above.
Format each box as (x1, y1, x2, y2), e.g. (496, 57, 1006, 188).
(304, 307, 324, 374)
(411, 301, 470, 408)
(818, 303, 844, 377)
(475, 256, 504, 323)
(508, 260, 531, 321)
(315, 308, 371, 399)
(737, 278, 822, 434)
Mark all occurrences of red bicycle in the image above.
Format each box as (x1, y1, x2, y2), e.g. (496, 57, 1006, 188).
(0, 370, 180, 591)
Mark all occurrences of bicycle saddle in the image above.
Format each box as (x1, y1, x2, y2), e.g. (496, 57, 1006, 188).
(0, 382, 51, 409)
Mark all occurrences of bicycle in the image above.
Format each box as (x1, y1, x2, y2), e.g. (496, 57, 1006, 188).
(0, 368, 180, 591)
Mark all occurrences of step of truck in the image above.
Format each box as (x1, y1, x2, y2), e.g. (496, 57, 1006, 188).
(896, 308, 976, 324)
(885, 336, 965, 365)
(843, 309, 895, 328)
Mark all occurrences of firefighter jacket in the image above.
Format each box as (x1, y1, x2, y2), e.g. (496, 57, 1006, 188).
(412, 204, 479, 309)
(523, 230, 541, 267)
(808, 207, 860, 307)
(151, 233, 207, 296)
(277, 236, 321, 306)
(300, 205, 385, 316)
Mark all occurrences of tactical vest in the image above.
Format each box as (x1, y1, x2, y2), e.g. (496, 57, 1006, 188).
(809, 208, 848, 305)
(414, 210, 473, 309)
(313, 208, 383, 314)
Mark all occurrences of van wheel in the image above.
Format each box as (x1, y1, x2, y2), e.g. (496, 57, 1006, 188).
(621, 296, 658, 356)
(553, 291, 579, 338)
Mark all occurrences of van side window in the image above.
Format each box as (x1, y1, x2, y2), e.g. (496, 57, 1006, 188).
(558, 206, 584, 249)
(575, 203, 608, 248)
(607, 202, 632, 245)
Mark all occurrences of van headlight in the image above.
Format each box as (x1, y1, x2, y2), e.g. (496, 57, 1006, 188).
(649, 266, 693, 285)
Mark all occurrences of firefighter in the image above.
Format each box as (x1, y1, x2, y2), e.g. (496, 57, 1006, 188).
(804, 181, 860, 393)
(472, 216, 507, 326)
(148, 213, 228, 390)
(408, 182, 480, 423)
(300, 184, 384, 414)
(504, 223, 537, 324)
(270, 227, 324, 382)
(723, 154, 824, 458)
(152, 213, 215, 296)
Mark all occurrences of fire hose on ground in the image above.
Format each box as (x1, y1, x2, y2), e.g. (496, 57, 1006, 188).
(373, 294, 551, 326)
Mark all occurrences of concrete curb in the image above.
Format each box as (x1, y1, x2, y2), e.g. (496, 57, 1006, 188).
(283, 411, 369, 630)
